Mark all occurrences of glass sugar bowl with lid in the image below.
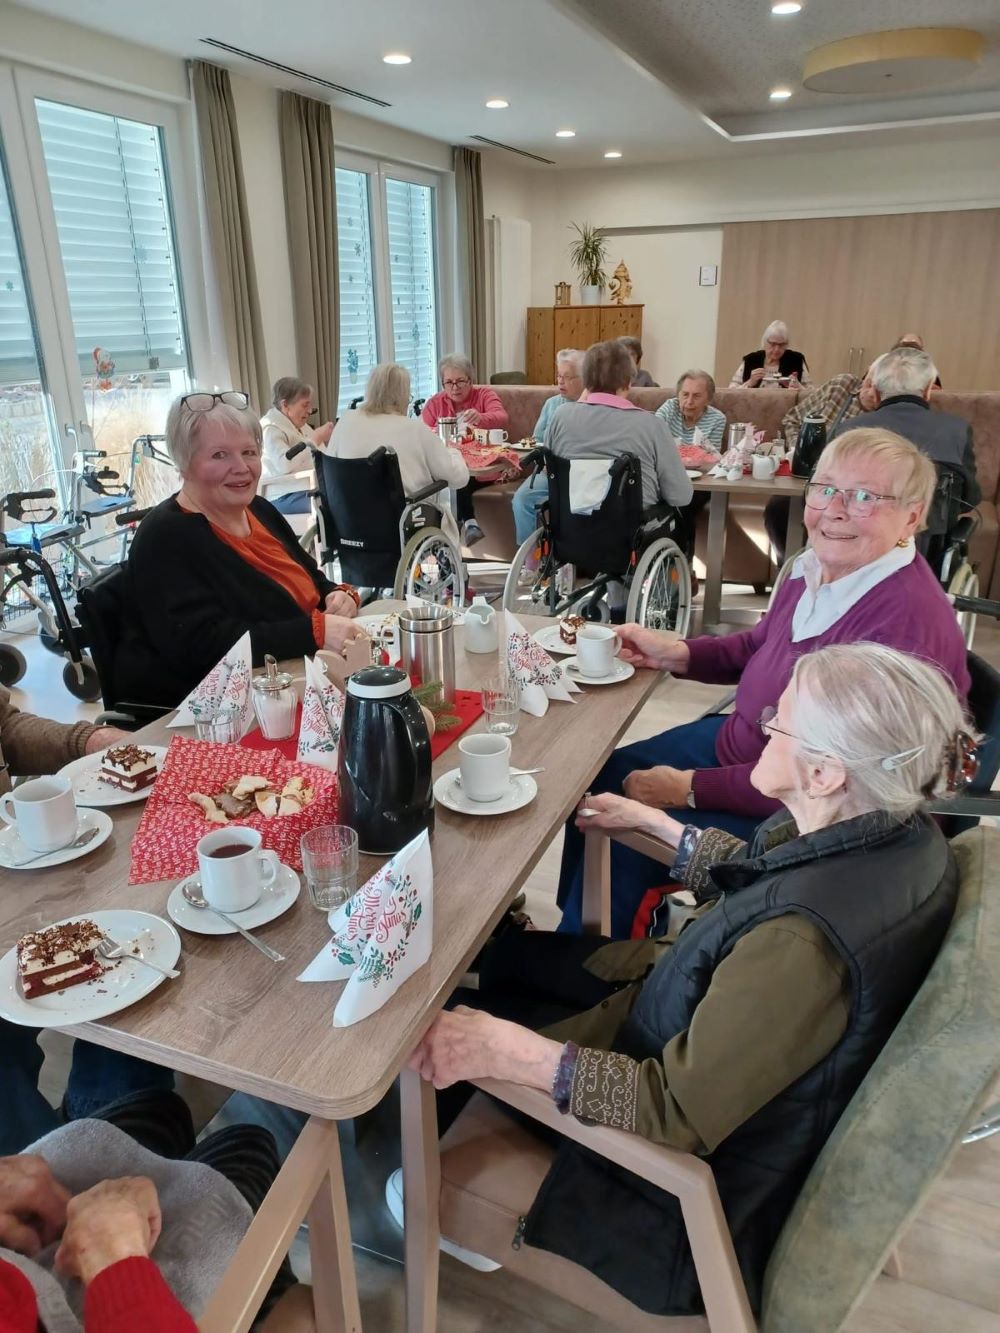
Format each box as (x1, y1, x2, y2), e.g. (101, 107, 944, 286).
(251, 654, 298, 740)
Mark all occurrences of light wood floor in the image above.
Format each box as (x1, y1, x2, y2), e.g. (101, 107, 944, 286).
(5, 610, 1000, 1332)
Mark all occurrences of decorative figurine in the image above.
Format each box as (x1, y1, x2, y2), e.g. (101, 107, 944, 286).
(607, 261, 632, 306)
(554, 281, 571, 307)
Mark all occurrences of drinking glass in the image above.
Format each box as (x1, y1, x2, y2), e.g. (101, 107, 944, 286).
(301, 825, 359, 911)
(482, 674, 520, 736)
(194, 702, 241, 745)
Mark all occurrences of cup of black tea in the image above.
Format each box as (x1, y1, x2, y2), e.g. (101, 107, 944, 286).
(195, 826, 280, 913)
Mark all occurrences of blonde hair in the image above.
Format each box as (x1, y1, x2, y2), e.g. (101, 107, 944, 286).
(817, 427, 937, 527)
(791, 643, 967, 819)
(361, 363, 411, 417)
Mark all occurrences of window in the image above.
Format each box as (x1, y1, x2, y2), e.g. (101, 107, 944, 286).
(335, 160, 441, 411)
(335, 167, 378, 414)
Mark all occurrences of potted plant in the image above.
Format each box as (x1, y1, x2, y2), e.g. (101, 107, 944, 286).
(568, 222, 608, 306)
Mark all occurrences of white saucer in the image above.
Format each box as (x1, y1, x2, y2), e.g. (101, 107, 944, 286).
(685, 469, 703, 479)
(563, 658, 636, 686)
(166, 863, 300, 935)
(434, 769, 538, 816)
(0, 909, 181, 1028)
(59, 745, 167, 807)
(0, 808, 114, 870)
(531, 624, 575, 656)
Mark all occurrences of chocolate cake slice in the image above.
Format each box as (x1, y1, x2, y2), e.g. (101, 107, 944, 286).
(17, 920, 104, 999)
(100, 744, 158, 792)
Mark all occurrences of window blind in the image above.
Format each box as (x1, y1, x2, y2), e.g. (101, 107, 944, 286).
(34, 99, 188, 376)
(0, 150, 42, 385)
(385, 178, 438, 401)
(335, 167, 378, 413)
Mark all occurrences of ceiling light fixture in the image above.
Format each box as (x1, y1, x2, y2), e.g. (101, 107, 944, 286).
(382, 52, 412, 65)
(769, 86, 793, 100)
(485, 98, 509, 109)
(771, 2, 803, 14)
(556, 129, 576, 138)
(604, 150, 622, 159)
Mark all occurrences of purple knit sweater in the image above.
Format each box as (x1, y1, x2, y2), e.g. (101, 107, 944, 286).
(686, 555, 970, 817)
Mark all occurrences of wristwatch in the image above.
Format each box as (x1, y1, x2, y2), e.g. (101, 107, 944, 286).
(685, 787, 697, 810)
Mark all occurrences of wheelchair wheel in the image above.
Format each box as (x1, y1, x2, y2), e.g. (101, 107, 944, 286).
(0, 644, 27, 687)
(768, 547, 806, 611)
(394, 527, 465, 607)
(626, 539, 692, 635)
(947, 560, 979, 649)
(502, 530, 574, 617)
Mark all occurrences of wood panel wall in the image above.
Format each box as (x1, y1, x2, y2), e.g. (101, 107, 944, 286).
(715, 210, 1000, 390)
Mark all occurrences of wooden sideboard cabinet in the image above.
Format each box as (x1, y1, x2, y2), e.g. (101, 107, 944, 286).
(526, 305, 643, 384)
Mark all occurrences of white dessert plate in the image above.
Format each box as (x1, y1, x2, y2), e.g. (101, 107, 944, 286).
(59, 745, 167, 807)
(531, 624, 576, 656)
(685, 469, 703, 479)
(0, 809, 113, 871)
(0, 909, 181, 1028)
(562, 658, 636, 686)
(166, 863, 300, 935)
(434, 769, 537, 816)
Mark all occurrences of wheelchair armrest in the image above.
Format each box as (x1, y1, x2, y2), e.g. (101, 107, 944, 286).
(949, 515, 978, 545)
(406, 479, 447, 504)
(522, 447, 546, 471)
(928, 794, 1000, 819)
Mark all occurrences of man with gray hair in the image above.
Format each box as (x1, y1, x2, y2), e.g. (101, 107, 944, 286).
(832, 345, 979, 540)
(511, 348, 585, 546)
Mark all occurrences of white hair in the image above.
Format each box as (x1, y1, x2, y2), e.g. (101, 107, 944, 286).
(165, 396, 262, 473)
(762, 320, 789, 344)
(871, 346, 938, 399)
(439, 353, 475, 382)
(790, 643, 967, 819)
(555, 348, 585, 373)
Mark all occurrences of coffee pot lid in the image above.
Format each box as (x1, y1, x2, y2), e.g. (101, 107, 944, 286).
(347, 666, 411, 699)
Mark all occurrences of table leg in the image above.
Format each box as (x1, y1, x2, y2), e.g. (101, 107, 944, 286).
(785, 494, 805, 560)
(308, 1136, 363, 1333)
(702, 490, 730, 627)
(401, 1065, 440, 1333)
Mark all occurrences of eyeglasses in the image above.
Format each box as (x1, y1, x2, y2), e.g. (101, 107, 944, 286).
(757, 706, 800, 742)
(181, 390, 250, 414)
(804, 482, 900, 519)
(442, 378, 471, 390)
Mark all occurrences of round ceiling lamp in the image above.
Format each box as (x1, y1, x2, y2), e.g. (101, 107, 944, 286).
(803, 27, 985, 95)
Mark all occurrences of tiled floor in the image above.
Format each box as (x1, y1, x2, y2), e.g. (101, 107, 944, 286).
(5, 602, 1000, 1332)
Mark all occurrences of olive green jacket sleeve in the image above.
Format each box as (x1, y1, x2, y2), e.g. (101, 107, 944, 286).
(0, 686, 96, 793)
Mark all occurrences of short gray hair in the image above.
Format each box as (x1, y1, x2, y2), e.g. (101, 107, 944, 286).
(790, 643, 967, 819)
(165, 395, 262, 473)
(871, 346, 938, 399)
(439, 353, 475, 382)
(555, 348, 584, 374)
(675, 368, 716, 397)
(361, 363, 410, 417)
(762, 320, 789, 344)
(271, 377, 312, 409)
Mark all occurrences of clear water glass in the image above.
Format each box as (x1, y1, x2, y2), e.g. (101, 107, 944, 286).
(301, 825, 359, 912)
(482, 673, 520, 736)
(193, 702, 241, 745)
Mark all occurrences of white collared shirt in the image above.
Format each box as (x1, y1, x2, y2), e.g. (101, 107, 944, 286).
(789, 542, 916, 642)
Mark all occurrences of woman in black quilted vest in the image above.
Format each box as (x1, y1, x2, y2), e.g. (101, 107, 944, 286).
(729, 318, 810, 387)
(407, 642, 971, 1318)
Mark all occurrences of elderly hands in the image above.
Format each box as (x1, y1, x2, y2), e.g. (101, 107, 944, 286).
(616, 624, 690, 675)
(409, 1006, 563, 1093)
(0, 1154, 69, 1256)
(576, 792, 686, 845)
(746, 366, 767, 387)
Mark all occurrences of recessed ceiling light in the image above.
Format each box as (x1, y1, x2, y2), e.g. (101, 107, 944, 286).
(771, 2, 803, 14)
(382, 52, 412, 65)
(485, 98, 509, 109)
(769, 86, 793, 100)
(604, 150, 623, 159)
(556, 129, 576, 138)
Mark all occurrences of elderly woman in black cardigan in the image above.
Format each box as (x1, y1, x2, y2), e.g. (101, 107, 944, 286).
(116, 391, 365, 709)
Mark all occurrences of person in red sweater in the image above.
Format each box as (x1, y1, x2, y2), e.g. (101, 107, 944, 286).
(0, 1158, 194, 1333)
(421, 354, 509, 546)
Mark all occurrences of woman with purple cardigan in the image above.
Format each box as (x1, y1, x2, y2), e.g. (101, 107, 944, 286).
(557, 427, 970, 937)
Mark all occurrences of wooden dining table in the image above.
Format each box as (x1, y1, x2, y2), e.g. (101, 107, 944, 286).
(0, 607, 663, 1332)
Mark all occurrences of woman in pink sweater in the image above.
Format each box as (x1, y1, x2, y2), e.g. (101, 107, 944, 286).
(421, 353, 509, 546)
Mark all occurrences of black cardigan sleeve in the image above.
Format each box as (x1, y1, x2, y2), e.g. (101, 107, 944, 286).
(128, 502, 324, 672)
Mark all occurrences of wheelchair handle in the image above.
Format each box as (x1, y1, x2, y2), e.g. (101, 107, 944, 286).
(115, 507, 153, 527)
(950, 593, 1000, 622)
(406, 479, 447, 504)
(4, 488, 57, 506)
(285, 440, 310, 461)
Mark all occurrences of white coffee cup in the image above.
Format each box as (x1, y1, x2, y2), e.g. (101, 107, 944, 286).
(0, 775, 77, 854)
(576, 624, 620, 678)
(488, 428, 509, 445)
(752, 454, 779, 481)
(196, 826, 281, 913)
(458, 733, 511, 802)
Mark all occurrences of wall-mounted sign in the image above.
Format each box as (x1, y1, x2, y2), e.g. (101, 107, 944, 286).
(699, 265, 718, 287)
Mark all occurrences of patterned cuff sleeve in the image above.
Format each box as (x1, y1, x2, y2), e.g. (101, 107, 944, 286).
(552, 1042, 579, 1113)
(680, 826, 747, 899)
(569, 1047, 641, 1133)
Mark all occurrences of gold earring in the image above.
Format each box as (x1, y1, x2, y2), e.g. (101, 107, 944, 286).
(896, 537, 911, 548)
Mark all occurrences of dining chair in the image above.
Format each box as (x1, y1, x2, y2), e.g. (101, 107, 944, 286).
(435, 823, 1000, 1332)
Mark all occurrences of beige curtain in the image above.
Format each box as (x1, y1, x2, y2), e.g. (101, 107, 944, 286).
(453, 146, 488, 379)
(191, 60, 270, 411)
(280, 92, 339, 421)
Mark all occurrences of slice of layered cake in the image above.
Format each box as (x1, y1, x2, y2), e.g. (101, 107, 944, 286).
(559, 614, 586, 647)
(100, 744, 158, 793)
(17, 920, 104, 999)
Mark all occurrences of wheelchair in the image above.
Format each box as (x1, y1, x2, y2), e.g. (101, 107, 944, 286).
(311, 447, 465, 605)
(502, 449, 692, 634)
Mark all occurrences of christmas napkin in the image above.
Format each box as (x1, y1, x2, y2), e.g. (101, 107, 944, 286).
(296, 655, 344, 772)
(168, 631, 253, 738)
(298, 829, 432, 1026)
(504, 610, 579, 717)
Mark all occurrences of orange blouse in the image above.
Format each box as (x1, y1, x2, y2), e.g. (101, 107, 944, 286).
(206, 510, 326, 646)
